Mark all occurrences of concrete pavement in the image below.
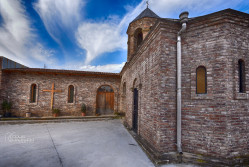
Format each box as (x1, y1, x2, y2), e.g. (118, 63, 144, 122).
(0, 120, 155, 167)
(0, 120, 195, 167)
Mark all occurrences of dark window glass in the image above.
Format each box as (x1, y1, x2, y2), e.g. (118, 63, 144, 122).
(123, 82, 126, 95)
(239, 59, 246, 93)
(68, 85, 74, 103)
(137, 32, 143, 47)
(134, 28, 143, 49)
(30, 84, 37, 103)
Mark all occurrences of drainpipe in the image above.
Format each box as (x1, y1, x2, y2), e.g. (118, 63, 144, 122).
(177, 11, 189, 154)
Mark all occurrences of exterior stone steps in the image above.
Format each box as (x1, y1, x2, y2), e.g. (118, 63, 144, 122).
(0, 115, 117, 125)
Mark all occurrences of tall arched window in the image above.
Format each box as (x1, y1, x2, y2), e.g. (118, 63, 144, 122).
(134, 28, 143, 49)
(196, 66, 207, 94)
(30, 84, 37, 103)
(123, 82, 126, 95)
(238, 59, 246, 93)
(68, 85, 74, 103)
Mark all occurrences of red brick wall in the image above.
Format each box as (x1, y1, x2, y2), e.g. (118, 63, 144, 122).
(121, 18, 172, 153)
(122, 9, 249, 164)
(1, 71, 120, 117)
(179, 11, 249, 161)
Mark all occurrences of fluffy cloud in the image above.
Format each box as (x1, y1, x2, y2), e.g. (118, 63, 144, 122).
(0, 0, 55, 67)
(76, 22, 126, 65)
(0, 0, 31, 63)
(1, 0, 248, 72)
(75, 1, 145, 65)
(79, 62, 125, 73)
(55, 62, 125, 73)
(34, 0, 84, 45)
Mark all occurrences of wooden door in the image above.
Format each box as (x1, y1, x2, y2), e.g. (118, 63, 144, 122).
(96, 86, 114, 115)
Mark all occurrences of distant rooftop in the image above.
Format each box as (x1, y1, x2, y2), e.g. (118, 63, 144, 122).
(132, 7, 160, 22)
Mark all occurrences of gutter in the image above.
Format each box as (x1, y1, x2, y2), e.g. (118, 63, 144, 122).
(177, 11, 189, 154)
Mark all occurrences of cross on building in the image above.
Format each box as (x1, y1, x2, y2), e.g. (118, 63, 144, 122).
(42, 83, 63, 109)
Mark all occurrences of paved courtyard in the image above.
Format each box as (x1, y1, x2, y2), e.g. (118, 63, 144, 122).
(0, 120, 194, 167)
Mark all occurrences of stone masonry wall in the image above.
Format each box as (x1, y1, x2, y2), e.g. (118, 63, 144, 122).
(121, 18, 173, 155)
(1, 71, 120, 117)
(123, 9, 249, 165)
(179, 10, 249, 164)
(157, 20, 180, 154)
(180, 14, 231, 160)
(226, 12, 249, 161)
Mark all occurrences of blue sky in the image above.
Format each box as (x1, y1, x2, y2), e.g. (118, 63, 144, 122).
(0, 0, 249, 72)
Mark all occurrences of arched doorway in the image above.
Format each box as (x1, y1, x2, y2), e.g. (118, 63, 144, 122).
(133, 88, 138, 133)
(96, 85, 114, 115)
(132, 78, 138, 133)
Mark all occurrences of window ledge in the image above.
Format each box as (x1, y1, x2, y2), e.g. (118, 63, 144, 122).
(191, 92, 213, 100)
(28, 102, 38, 105)
(67, 102, 75, 105)
(234, 93, 248, 100)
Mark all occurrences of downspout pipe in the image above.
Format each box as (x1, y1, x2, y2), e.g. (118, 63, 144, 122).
(177, 11, 189, 154)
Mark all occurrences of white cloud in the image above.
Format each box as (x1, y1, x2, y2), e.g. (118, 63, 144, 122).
(34, 0, 84, 45)
(79, 62, 125, 73)
(0, 0, 31, 62)
(1, 0, 247, 72)
(76, 22, 126, 65)
(74, 0, 247, 68)
(54, 62, 125, 73)
(74, 1, 146, 65)
(0, 0, 55, 68)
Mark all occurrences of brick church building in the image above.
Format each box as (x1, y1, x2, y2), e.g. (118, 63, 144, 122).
(0, 8, 248, 166)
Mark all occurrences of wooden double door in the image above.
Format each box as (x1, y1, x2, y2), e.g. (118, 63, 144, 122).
(96, 86, 114, 115)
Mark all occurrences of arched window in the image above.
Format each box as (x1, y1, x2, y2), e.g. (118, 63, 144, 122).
(68, 85, 74, 103)
(123, 82, 126, 95)
(134, 28, 143, 49)
(196, 66, 207, 94)
(30, 84, 37, 103)
(133, 78, 137, 89)
(238, 59, 246, 93)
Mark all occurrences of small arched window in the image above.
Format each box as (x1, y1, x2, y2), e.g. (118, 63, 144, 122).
(123, 82, 126, 95)
(30, 84, 37, 103)
(68, 85, 74, 103)
(196, 66, 207, 94)
(134, 28, 143, 49)
(238, 59, 246, 93)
